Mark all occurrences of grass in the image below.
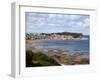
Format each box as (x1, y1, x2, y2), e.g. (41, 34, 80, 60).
(26, 50, 60, 67)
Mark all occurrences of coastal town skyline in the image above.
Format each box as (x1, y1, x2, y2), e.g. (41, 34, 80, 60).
(26, 32, 89, 36)
(26, 12, 90, 35)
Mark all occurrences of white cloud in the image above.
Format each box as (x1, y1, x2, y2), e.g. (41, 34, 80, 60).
(77, 21, 83, 26)
(69, 15, 81, 20)
(26, 12, 89, 35)
(83, 18, 90, 28)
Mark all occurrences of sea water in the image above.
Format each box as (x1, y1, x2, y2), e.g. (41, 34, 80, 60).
(32, 40, 89, 55)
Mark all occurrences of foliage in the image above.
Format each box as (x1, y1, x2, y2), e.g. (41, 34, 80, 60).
(26, 50, 60, 67)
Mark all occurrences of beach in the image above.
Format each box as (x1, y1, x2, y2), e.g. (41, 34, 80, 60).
(26, 40, 89, 66)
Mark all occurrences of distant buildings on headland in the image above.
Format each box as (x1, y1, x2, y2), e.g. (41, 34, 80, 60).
(26, 32, 89, 40)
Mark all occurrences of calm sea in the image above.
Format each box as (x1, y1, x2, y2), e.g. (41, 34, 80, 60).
(32, 40, 89, 55)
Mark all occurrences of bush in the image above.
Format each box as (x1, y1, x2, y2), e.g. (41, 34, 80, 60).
(26, 50, 60, 67)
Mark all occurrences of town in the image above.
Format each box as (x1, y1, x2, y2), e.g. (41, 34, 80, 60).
(26, 32, 89, 40)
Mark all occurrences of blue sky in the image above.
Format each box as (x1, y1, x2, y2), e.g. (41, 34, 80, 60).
(26, 12, 90, 35)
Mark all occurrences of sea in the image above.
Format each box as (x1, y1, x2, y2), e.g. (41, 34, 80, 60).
(32, 40, 89, 55)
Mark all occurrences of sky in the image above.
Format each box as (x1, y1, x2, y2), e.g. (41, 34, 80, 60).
(26, 12, 90, 35)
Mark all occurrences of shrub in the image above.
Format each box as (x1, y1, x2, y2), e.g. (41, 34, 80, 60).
(26, 50, 60, 67)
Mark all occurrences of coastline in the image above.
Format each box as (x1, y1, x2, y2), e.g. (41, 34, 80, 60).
(26, 37, 89, 42)
(26, 40, 89, 65)
(26, 39, 89, 44)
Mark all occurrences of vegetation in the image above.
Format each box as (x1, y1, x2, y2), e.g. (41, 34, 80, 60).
(26, 50, 60, 67)
(40, 32, 83, 38)
(26, 32, 84, 40)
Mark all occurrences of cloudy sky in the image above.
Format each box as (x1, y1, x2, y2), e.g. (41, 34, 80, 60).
(26, 12, 90, 35)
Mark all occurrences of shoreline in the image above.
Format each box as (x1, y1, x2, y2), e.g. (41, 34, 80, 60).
(26, 39, 89, 55)
(26, 48, 89, 65)
(26, 38, 89, 42)
(26, 39, 89, 65)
